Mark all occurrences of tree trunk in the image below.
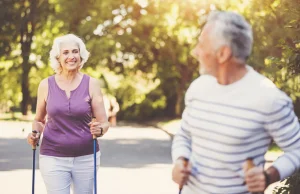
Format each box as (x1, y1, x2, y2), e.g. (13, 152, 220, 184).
(20, 0, 37, 115)
(21, 55, 31, 115)
(175, 89, 184, 117)
(165, 94, 177, 117)
(174, 60, 197, 117)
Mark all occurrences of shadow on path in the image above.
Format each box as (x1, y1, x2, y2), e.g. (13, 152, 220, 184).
(0, 137, 172, 171)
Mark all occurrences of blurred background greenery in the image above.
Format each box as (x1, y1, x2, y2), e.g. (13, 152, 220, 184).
(0, 0, 299, 192)
(0, 0, 299, 122)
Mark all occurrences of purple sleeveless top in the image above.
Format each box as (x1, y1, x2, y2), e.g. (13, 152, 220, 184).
(40, 74, 99, 157)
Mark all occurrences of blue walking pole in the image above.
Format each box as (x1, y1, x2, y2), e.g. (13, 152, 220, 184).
(92, 118, 104, 194)
(31, 130, 38, 194)
(93, 134, 97, 194)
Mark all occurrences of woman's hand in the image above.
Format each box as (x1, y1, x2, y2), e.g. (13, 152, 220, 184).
(27, 131, 41, 147)
(89, 121, 110, 137)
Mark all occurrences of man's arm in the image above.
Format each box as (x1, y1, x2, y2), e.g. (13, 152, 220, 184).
(264, 91, 300, 181)
(172, 108, 192, 162)
(171, 81, 195, 187)
(171, 79, 195, 162)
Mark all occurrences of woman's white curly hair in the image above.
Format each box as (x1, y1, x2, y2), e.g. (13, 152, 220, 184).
(49, 34, 90, 73)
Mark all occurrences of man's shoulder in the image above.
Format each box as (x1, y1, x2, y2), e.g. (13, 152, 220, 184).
(189, 75, 216, 90)
(250, 69, 291, 103)
(185, 75, 216, 102)
(193, 74, 216, 83)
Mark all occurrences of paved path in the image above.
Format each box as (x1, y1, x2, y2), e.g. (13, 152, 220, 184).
(0, 121, 283, 194)
(0, 121, 177, 194)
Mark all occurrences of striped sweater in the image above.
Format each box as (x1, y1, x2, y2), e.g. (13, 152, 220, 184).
(172, 66, 300, 194)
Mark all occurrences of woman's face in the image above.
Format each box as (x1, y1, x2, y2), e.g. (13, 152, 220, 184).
(58, 42, 81, 72)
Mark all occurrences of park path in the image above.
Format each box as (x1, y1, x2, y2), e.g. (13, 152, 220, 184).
(0, 121, 282, 193)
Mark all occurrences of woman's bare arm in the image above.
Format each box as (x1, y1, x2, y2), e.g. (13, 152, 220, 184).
(33, 78, 48, 133)
(89, 77, 109, 136)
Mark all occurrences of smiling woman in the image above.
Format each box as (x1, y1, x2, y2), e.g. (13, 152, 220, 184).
(49, 34, 90, 73)
(26, 33, 110, 194)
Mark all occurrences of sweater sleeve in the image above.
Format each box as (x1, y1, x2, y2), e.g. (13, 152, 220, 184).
(264, 90, 300, 179)
(171, 82, 194, 162)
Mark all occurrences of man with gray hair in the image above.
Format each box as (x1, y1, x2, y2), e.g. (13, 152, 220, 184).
(171, 11, 300, 193)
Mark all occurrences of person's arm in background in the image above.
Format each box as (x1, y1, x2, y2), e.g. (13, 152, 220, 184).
(245, 90, 300, 192)
(89, 78, 110, 137)
(27, 79, 48, 146)
(110, 97, 120, 116)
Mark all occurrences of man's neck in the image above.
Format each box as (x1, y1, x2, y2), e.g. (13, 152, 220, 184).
(216, 62, 248, 85)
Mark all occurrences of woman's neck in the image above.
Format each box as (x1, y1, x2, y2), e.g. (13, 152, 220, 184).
(58, 70, 81, 83)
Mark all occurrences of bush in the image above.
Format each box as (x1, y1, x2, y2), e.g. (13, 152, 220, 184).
(274, 172, 300, 194)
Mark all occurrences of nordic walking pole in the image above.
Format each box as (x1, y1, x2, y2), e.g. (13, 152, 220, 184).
(178, 159, 188, 194)
(31, 130, 38, 194)
(93, 133, 97, 194)
(244, 158, 263, 194)
(92, 118, 99, 194)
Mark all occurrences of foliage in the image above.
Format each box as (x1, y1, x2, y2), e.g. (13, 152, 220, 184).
(273, 172, 300, 194)
(0, 0, 299, 121)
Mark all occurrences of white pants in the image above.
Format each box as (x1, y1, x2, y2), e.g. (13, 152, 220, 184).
(39, 152, 100, 194)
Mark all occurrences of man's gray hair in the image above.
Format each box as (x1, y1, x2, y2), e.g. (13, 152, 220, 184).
(49, 34, 90, 73)
(207, 11, 253, 62)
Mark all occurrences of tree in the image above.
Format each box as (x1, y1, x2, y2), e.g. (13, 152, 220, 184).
(0, 0, 54, 115)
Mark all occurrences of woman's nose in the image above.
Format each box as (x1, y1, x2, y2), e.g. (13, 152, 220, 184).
(67, 53, 75, 59)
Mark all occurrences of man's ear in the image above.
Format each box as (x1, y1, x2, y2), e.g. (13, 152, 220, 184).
(216, 46, 232, 64)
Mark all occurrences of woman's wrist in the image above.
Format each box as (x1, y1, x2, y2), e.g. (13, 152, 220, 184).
(97, 126, 103, 137)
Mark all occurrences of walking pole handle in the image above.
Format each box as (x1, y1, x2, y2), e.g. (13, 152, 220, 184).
(92, 118, 97, 139)
(244, 158, 263, 194)
(91, 118, 104, 139)
(245, 158, 255, 170)
(32, 130, 38, 150)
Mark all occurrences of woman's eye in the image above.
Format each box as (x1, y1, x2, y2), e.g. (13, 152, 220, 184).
(63, 52, 68, 55)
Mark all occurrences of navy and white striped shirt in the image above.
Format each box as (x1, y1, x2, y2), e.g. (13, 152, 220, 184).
(172, 66, 300, 194)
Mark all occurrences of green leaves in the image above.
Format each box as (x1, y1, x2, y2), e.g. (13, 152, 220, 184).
(0, 0, 299, 120)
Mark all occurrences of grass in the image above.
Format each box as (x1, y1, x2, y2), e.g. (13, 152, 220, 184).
(157, 118, 180, 127)
(269, 142, 282, 152)
(0, 112, 35, 121)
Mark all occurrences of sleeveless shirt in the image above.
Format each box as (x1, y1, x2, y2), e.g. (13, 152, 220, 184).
(40, 74, 100, 157)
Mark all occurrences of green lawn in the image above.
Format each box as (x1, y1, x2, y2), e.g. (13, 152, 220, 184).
(0, 112, 35, 121)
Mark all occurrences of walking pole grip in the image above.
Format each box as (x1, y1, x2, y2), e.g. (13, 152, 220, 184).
(32, 130, 38, 150)
(245, 158, 263, 194)
(179, 159, 188, 194)
(92, 118, 97, 139)
(245, 158, 255, 170)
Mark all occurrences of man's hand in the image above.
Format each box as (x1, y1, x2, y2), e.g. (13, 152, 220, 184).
(243, 164, 266, 192)
(172, 158, 191, 187)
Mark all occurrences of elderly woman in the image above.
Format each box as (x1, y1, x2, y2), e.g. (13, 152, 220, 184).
(27, 34, 109, 194)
